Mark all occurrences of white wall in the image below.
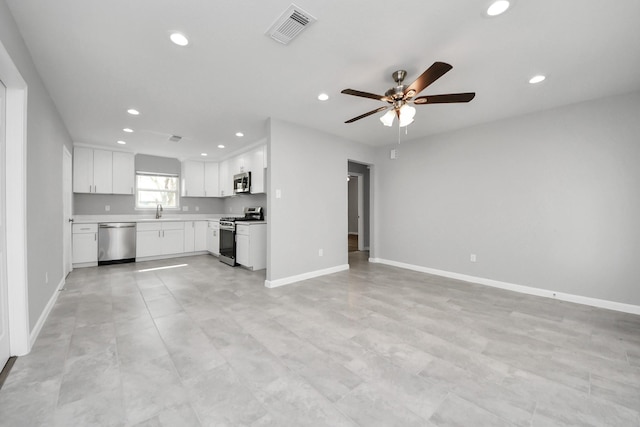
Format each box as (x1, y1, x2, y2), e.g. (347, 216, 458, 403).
(0, 0, 74, 330)
(267, 119, 376, 283)
(375, 91, 640, 306)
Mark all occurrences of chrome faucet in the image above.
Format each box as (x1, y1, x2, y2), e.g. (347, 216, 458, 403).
(155, 204, 163, 219)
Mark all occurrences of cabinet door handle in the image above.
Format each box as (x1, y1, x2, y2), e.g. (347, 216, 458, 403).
(94, 233, 97, 241)
(158, 230, 161, 238)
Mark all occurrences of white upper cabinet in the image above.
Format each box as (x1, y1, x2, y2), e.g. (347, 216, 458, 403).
(182, 160, 221, 198)
(73, 147, 113, 194)
(181, 160, 205, 197)
(112, 151, 135, 195)
(218, 160, 233, 197)
(204, 162, 219, 197)
(250, 145, 266, 194)
(92, 149, 113, 194)
(73, 147, 94, 193)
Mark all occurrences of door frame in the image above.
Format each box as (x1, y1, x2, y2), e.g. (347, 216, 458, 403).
(63, 146, 73, 277)
(1, 40, 30, 356)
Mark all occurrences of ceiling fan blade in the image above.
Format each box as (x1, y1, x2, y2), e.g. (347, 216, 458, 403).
(345, 106, 389, 123)
(404, 62, 453, 99)
(341, 89, 388, 102)
(413, 92, 476, 104)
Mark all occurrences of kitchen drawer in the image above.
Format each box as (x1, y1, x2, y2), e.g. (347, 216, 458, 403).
(137, 222, 162, 231)
(162, 221, 184, 230)
(236, 224, 249, 236)
(73, 223, 98, 233)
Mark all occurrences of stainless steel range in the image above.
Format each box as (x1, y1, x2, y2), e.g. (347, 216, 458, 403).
(219, 206, 264, 266)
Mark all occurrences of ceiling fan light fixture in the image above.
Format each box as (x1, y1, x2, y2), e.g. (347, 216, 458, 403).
(398, 105, 416, 127)
(487, 0, 510, 16)
(380, 110, 395, 127)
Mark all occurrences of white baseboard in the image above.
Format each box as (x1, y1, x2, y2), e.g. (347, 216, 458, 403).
(369, 258, 640, 315)
(265, 264, 349, 288)
(29, 277, 66, 348)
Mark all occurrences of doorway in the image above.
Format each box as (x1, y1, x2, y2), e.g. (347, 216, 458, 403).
(347, 172, 363, 252)
(347, 160, 371, 262)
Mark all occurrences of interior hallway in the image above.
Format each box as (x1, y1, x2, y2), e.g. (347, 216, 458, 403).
(0, 253, 639, 426)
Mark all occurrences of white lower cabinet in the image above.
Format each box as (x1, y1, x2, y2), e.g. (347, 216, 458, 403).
(236, 230, 249, 266)
(136, 221, 185, 258)
(206, 221, 220, 255)
(72, 223, 98, 265)
(235, 223, 266, 270)
(136, 228, 163, 258)
(184, 221, 208, 252)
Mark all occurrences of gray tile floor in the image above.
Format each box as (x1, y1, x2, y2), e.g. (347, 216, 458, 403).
(1, 252, 639, 426)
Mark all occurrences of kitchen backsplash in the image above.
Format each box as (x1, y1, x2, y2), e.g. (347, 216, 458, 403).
(73, 193, 266, 216)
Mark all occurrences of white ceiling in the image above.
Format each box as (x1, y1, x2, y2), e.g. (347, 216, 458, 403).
(6, 0, 640, 161)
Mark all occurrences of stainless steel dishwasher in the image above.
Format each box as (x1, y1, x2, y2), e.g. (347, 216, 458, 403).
(98, 223, 136, 265)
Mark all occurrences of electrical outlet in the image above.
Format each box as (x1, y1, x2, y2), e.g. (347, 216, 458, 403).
(470, 254, 477, 262)
(229, 207, 233, 212)
(276, 189, 282, 199)
(105, 205, 110, 211)
(182, 206, 189, 211)
(319, 248, 323, 257)
(195, 206, 199, 212)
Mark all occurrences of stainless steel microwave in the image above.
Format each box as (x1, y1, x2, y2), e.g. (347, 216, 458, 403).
(233, 172, 251, 194)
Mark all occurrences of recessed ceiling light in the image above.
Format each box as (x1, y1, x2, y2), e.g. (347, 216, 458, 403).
(127, 109, 140, 115)
(123, 128, 134, 133)
(317, 93, 329, 101)
(487, 0, 510, 16)
(117, 140, 126, 145)
(201, 153, 207, 157)
(218, 144, 225, 149)
(170, 33, 189, 46)
(235, 132, 244, 137)
(529, 75, 546, 84)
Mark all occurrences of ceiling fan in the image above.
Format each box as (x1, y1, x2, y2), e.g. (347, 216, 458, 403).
(341, 62, 475, 127)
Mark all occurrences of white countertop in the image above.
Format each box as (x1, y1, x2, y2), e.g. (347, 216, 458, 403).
(73, 214, 268, 224)
(73, 214, 230, 224)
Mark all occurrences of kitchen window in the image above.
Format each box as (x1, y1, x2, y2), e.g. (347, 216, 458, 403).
(135, 172, 179, 209)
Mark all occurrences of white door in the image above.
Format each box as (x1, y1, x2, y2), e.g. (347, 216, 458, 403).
(63, 146, 73, 277)
(1, 79, 10, 368)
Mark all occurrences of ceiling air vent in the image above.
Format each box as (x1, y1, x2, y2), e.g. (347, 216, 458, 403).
(266, 4, 317, 45)
(168, 135, 182, 142)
